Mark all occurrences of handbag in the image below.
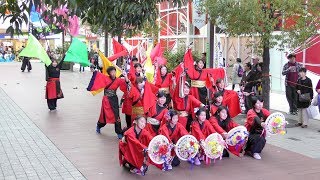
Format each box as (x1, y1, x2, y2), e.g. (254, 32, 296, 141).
(299, 93, 311, 102)
(312, 94, 319, 106)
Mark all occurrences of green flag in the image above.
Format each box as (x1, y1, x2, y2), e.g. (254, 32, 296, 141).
(19, 34, 51, 66)
(64, 38, 89, 66)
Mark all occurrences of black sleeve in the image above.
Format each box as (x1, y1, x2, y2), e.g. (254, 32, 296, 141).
(296, 79, 301, 90)
(308, 78, 313, 99)
(57, 54, 66, 68)
(45, 65, 49, 81)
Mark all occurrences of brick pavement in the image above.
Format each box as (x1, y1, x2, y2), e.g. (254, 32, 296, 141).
(1, 62, 320, 180)
(0, 87, 85, 180)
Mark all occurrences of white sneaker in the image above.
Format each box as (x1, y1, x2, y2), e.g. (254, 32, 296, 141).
(253, 153, 261, 160)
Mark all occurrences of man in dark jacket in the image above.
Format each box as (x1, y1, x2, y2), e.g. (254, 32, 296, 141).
(282, 54, 302, 115)
(241, 62, 256, 113)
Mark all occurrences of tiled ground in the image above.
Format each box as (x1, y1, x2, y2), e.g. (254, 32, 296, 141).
(0, 87, 85, 180)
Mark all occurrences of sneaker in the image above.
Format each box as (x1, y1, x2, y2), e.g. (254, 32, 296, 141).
(96, 125, 101, 134)
(167, 164, 172, 170)
(117, 133, 123, 139)
(253, 153, 261, 160)
(130, 168, 142, 175)
(194, 157, 201, 166)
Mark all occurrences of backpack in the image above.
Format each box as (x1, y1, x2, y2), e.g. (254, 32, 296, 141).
(237, 64, 244, 77)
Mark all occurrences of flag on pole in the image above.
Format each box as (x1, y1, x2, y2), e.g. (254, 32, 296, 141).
(19, 34, 51, 66)
(108, 39, 128, 61)
(144, 46, 155, 83)
(98, 50, 122, 77)
(64, 38, 90, 66)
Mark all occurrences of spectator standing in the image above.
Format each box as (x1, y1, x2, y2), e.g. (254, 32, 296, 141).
(232, 58, 244, 90)
(282, 54, 302, 115)
(295, 68, 313, 128)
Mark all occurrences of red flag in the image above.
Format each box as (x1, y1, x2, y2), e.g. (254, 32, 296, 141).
(108, 39, 128, 61)
(183, 49, 195, 71)
(150, 43, 163, 63)
(112, 38, 127, 54)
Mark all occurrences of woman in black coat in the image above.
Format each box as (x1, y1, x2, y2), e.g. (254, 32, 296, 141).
(296, 68, 313, 128)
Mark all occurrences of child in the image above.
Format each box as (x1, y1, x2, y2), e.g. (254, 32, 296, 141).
(209, 106, 240, 157)
(210, 91, 223, 116)
(145, 91, 169, 137)
(159, 109, 188, 168)
(191, 108, 216, 165)
(296, 68, 313, 128)
(119, 116, 153, 175)
(245, 96, 271, 160)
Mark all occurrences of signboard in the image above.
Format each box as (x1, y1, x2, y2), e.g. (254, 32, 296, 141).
(192, 0, 207, 29)
(213, 34, 224, 68)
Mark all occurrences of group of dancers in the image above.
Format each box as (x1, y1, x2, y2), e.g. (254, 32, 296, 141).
(83, 49, 271, 175)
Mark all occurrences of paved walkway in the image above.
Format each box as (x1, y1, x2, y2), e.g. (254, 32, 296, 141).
(0, 88, 85, 180)
(0, 62, 320, 180)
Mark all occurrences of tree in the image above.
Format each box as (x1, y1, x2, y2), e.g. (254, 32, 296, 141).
(1, 0, 185, 37)
(204, 0, 320, 109)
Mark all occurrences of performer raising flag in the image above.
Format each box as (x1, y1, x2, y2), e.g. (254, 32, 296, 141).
(45, 55, 65, 111)
(87, 67, 127, 138)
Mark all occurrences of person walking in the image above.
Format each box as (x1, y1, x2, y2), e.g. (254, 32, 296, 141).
(282, 54, 302, 115)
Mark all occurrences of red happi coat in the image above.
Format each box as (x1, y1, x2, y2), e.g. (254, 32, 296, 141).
(191, 120, 216, 141)
(173, 95, 202, 129)
(128, 81, 157, 122)
(245, 108, 271, 133)
(154, 71, 173, 90)
(208, 117, 241, 156)
(119, 126, 153, 169)
(145, 104, 169, 137)
(222, 89, 241, 118)
(210, 103, 221, 116)
(159, 122, 188, 144)
(87, 72, 126, 124)
(209, 89, 242, 118)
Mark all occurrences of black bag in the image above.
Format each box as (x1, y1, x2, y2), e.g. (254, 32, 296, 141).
(299, 93, 311, 102)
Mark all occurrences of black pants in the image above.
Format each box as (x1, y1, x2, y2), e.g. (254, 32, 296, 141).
(47, 99, 57, 110)
(285, 85, 298, 113)
(79, 66, 84, 72)
(21, 59, 32, 71)
(125, 115, 132, 128)
(97, 121, 123, 134)
(245, 134, 266, 154)
(244, 94, 253, 113)
(186, 115, 193, 132)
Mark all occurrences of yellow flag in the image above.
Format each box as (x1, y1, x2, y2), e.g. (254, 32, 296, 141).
(98, 50, 122, 77)
(144, 46, 154, 83)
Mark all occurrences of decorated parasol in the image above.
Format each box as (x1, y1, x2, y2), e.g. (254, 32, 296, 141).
(175, 135, 200, 161)
(147, 135, 172, 165)
(226, 126, 249, 151)
(264, 112, 287, 135)
(204, 133, 226, 160)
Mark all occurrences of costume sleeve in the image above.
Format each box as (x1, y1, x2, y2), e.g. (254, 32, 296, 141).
(229, 120, 239, 129)
(245, 109, 256, 132)
(191, 121, 205, 141)
(190, 95, 202, 107)
(158, 126, 172, 143)
(282, 63, 289, 76)
(208, 117, 226, 134)
(206, 121, 216, 134)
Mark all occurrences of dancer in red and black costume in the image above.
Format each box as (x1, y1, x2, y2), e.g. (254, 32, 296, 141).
(119, 116, 152, 176)
(159, 109, 188, 168)
(45, 55, 65, 111)
(87, 67, 128, 138)
(145, 91, 169, 137)
(209, 106, 241, 157)
(154, 65, 174, 107)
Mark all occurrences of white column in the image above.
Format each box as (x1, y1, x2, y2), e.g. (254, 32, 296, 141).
(186, 2, 190, 46)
